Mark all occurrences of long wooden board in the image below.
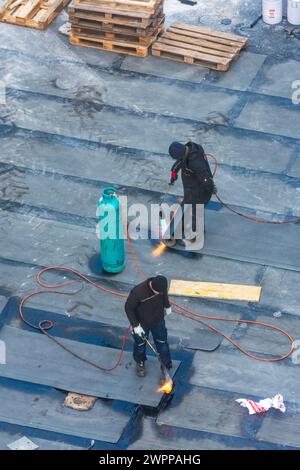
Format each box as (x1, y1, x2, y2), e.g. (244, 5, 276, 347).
(0, 0, 69, 29)
(169, 279, 262, 302)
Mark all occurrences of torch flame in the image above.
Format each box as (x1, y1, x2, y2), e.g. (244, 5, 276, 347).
(158, 380, 173, 394)
(152, 242, 167, 257)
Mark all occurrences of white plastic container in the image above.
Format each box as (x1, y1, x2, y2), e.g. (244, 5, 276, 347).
(288, 0, 300, 25)
(262, 0, 283, 24)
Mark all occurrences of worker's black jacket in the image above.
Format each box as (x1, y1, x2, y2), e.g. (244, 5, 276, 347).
(125, 279, 171, 328)
(172, 142, 214, 205)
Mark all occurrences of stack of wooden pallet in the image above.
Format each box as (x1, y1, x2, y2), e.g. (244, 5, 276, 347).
(69, 0, 165, 57)
(0, 0, 68, 30)
(152, 22, 248, 71)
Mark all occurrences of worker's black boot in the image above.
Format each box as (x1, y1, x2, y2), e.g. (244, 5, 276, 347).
(136, 361, 146, 378)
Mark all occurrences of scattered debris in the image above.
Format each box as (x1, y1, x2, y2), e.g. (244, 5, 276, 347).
(7, 436, 39, 450)
(273, 311, 282, 318)
(58, 21, 71, 37)
(64, 392, 97, 411)
(179, 0, 197, 6)
(236, 393, 286, 415)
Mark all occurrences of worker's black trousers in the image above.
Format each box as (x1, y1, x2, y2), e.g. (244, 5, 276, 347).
(132, 319, 172, 370)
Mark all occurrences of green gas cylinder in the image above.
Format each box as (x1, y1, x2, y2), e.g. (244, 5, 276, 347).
(97, 187, 125, 273)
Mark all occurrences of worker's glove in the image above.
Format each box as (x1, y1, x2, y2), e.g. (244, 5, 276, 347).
(169, 171, 178, 186)
(165, 307, 172, 316)
(133, 324, 145, 337)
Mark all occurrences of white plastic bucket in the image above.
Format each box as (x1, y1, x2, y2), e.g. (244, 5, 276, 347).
(288, 0, 300, 25)
(262, 0, 283, 24)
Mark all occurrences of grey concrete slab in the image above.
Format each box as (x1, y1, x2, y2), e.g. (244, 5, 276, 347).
(5, 86, 238, 141)
(0, 296, 8, 316)
(128, 416, 257, 450)
(157, 387, 256, 439)
(257, 408, 300, 448)
(164, 0, 261, 28)
(251, 59, 300, 99)
(0, 326, 180, 407)
(0, 18, 116, 67)
(0, 380, 131, 442)
(3, 94, 197, 152)
(0, 127, 294, 179)
(260, 267, 300, 316)
(0, 211, 262, 286)
(103, 73, 239, 122)
(121, 56, 209, 83)
(0, 53, 107, 100)
(201, 127, 294, 174)
(181, 329, 221, 352)
(288, 156, 300, 179)
(0, 431, 84, 450)
(189, 349, 300, 404)
(204, 210, 300, 272)
(236, 312, 299, 356)
(213, 165, 300, 217)
(2, 153, 299, 234)
(235, 99, 300, 140)
(0, 55, 234, 122)
(210, 52, 267, 92)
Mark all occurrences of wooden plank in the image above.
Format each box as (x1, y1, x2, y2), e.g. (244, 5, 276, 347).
(68, 1, 158, 19)
(172, 22, 248, 48)
(169, 279, 262, 302)
(73, 0, 161, 14)
(155, 36, 236, 59)
(14, 0, 42, 20)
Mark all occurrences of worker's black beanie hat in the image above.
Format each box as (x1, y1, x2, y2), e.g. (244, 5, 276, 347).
(169, 142, 186, 160)
(151, 275, 168, 293)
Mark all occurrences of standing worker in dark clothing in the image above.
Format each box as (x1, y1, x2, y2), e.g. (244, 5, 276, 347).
(166, 141, 217, 249)
(125, 275, 172, 378)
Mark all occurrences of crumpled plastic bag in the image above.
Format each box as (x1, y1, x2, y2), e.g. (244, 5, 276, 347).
(236, 394, 286, 415)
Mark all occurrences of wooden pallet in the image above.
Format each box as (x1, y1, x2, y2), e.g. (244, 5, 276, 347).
(73, 0, 161, 14)
(71, 19, 163, 45)
(0, 0, 69, 29)
(152, 22, 248, 71)
(68, 1, 162, 27)
(70, 33, 150, 56)
(69, 12, 164, 36)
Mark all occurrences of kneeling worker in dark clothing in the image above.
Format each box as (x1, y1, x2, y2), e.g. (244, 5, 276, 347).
(125, 275, 172, 378)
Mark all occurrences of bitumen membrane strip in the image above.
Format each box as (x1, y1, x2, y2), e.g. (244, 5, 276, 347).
(0, 430, 84, 450)
(128, 416, 258, 450)
(157, 386, 261, 440)
(0, 377, 133, 442)
(189, 349, 300, 405)
(257, 409, 300, 449)
(0, 325, 180, 407)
